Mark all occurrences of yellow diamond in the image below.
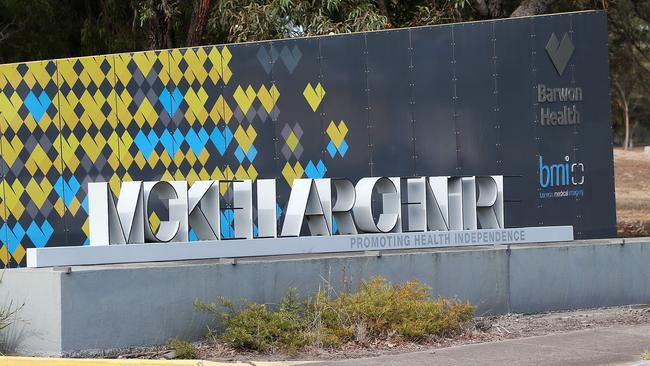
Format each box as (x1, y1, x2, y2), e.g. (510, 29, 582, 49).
(0, 245, 9, 265)
(149, 212, 160, 233)
(68, 197, 81, 215)
(286, 132, 299, 152)
(13, 244, 26, 264)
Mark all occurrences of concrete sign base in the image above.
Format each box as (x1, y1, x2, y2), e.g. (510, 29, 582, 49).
(2, 238, 650, 356)
(27, 226, 573, 268)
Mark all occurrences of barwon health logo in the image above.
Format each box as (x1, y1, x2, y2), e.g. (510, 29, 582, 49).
(545, 32, 575, 76)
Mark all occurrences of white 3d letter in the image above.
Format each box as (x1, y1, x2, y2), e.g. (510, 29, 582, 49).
(352, 177, 400, 233)
(143, 181, 188, 242)
(476, 176, 504, 229)
(331, 179, 357, 234)
(88, 181, 144, 245)
(233, 180, 253, 239)
(188, 180, 220, 240)
(281, 179, 331, 237)
(256, 179, 277, 238)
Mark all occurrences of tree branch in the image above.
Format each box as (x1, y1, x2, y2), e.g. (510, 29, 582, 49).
(510, 0, 559, 17)
(471, 0, 489, 18)
(0, 18, 16, 44)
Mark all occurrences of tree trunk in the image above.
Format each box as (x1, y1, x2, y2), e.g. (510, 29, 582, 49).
(487, 0, 507, 18)
(472, 0, 506, 18)
(186, 0, 211, 46)
(165, 14, 174, 49)
(510, 0, 558, 17)
(377, 0, 392, 27)
(623, 100, 630, 150)
(471, 0, 489, 18)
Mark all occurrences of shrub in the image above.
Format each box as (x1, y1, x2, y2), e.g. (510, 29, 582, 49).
(308, 277, 474, 345)
(197, 277, 473, 353)
(643, 349, 650, 360)
(167, 338, 197, 359)
(0, 302, 17, 332)
(197, 289, 309, 353)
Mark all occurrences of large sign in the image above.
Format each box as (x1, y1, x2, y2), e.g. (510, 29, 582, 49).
(0, 11, 615, 268)
(87, 176, 504, 244)
(26, 175, 578, 267)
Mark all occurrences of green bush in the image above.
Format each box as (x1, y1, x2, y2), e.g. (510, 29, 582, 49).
(197, 277, 473, 353)
(167, 338, 197, 359)
(218, 290, 308, 353)
(308, 277, 473, 345)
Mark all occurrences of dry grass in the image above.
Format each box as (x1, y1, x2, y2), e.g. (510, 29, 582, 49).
(614, 148, 650, 236)
(643, 349, 650, 360)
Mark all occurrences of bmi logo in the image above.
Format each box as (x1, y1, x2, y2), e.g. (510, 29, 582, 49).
(545, 33, 574, 76)
(538, 155, 585, 200)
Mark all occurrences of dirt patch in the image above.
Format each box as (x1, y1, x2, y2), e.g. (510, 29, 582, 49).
(614, 148, 650, 236)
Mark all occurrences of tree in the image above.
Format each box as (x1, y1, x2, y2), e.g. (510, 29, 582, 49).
(609, 0, 650, 148)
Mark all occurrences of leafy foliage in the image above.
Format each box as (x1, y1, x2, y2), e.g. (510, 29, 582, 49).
(0, 0, 605, 61)
(307, 277, 474, 345)
(196, 289, 310, 353)
(167, 337, 198, 359)
(196, 277, 474, 353)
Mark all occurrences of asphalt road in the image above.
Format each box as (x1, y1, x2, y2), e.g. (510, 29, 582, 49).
(313, 325, 650, 366)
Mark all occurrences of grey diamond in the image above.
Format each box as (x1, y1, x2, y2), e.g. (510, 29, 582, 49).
(281, 144, 291, 159)
(38, 134, 52, 151)
(25, 135, 38, 152)
(146, 88, 158, 104)
(145, 70, 159, 86)
(10, 158, 24, 175)
(234, 107, 244, 123)
(26, 201, 40, 218)
(94, 154, 107, 170)
(40, 201, 53, 217)
(294, 143, 303, 159)
(133, 71, 145, 87)
(545, 32, 574, 76)
(257, 106, 268, 122)
(280, 45, 302, 74)
(245, 107, 256, 122)
(159, 111, 171, 126)
(256, 47, 273, 74)
(80, 155, 94, 172)
(281, 124, 291, 139)
(293, 123, 303, 139)
(134, 89, 146, 105)
(270, 106, 280, 121)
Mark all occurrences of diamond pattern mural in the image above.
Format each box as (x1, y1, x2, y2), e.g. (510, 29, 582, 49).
(0, 12, 620, 267)
(0, 30, 354, 266)
(0, 60, 65, 267)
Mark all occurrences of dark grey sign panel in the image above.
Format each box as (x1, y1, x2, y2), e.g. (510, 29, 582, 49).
(0, 11, 616, 267)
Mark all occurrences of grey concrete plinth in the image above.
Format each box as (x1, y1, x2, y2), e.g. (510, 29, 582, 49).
(1, 239, 650, 356)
